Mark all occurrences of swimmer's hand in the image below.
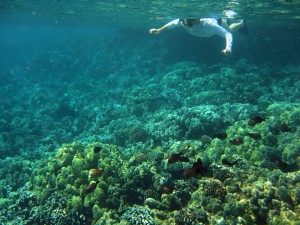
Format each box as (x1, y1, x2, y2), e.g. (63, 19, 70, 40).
(222, 48, 232, 56)
(149, 28, 160, 34)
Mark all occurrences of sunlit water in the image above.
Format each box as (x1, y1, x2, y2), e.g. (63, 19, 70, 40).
(0, 0, 299, 155)
(0, 1, 300, 224)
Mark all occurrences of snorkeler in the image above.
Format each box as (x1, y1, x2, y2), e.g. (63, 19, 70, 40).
(149, 18, 246, 56)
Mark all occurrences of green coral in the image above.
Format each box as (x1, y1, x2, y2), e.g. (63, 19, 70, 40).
(68, 195, 83, 211)
(23, 103, 300, 224)
(281, 142, 300, 165)
(30, 142, 127, 220)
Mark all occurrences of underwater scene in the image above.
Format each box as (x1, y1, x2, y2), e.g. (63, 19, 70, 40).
(1, 0, 300, 224)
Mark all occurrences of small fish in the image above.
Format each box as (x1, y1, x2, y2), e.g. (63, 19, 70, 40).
(93, 146, 101, 153)
(248, 116, 265, 126)
(222, 158, 238, 167)
(183, 158, 207, 179)
(168, 152, 189, 164)
(230, 138, 243, 145)
(161, 184, 174, 194)
(276, 159, 289, 169)
(90, 169, 104, 177)
(214, 131, 227, 140)
(248, 132, 262, 140)
(278, 123, 291, 132)
(86, 181, 99, 194)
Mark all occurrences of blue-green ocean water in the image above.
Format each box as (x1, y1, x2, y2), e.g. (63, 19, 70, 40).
(1, 0, 299, 153)
(0, 0, 300, 224)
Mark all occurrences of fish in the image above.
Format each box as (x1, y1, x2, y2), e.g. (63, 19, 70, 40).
(93, 146, 101, 153)
(222, 158, 238, 167)
(86, 181, 99, 194)
(275, 159, 289, 169)
(168, 151, 189, 164)
(248, 132, 262, 140)
(90, 169, 104, 177)
(248, 116, 265, 126)
(183, 158, 207, 179)
(278, 123, 291, 132)
(230, 138, 243, 145)
(271, 123, 292, 135)
(161, 184, 174, 194)
(214, 131, 227, 140)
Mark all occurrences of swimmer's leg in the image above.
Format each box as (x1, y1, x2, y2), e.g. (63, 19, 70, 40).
(220, 19, 230, 31)
(229, 20, 245, 33)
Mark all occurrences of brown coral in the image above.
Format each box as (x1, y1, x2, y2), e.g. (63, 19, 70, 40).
(204, 179, 227, 199)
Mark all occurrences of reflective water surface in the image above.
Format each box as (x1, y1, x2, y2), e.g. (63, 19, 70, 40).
(1, 0, 300, 27)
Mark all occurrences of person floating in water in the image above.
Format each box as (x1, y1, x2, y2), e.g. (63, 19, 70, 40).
(149, 18, 246, 56)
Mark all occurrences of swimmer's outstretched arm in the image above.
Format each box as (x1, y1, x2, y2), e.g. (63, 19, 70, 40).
(149, 19, 180, 34)
(149, 25, 168, 34)
(212, 22, 233, 56)
(221, 32, 233, 56)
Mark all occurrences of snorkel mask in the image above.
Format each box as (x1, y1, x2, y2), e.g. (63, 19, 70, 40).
(179, 18, 199, 28)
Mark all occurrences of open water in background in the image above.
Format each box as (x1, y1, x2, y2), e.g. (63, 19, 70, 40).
(1, 2, 300, 224)
(1, 0, 300, 66)
(0, 0, 300, 159)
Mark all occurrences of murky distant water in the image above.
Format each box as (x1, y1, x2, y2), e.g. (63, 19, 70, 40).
(1, 0, 300, 64)
(0, 0, 299, 159)
(1, 0, 300, 27)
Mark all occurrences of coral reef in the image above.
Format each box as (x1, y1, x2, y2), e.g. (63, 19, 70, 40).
(1, 30, 300, 224)
(203, 179, 227, 199)
(121, 206, 155, 225)
(1, 99, 300, 224)
(0, 183, 86, 224)
(174, 207, 208, 225)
